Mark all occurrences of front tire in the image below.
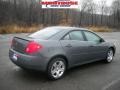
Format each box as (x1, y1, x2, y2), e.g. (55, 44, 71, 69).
(47, 57, 66, 80)
(105, 49, 114, 63)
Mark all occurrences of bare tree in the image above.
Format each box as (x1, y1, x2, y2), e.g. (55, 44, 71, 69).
(111, 0, 120, 27)
(0, 0, 119, 28)
(98, 0, 107, 25)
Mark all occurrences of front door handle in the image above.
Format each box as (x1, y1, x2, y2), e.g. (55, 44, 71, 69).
(65, 44, 72, 48)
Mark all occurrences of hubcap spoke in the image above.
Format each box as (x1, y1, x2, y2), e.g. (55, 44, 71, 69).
(107, 50, 113, 62)
(51, 60, 65, 78)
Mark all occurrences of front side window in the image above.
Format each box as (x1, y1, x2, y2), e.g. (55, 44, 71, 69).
(84, 31, 101, 43)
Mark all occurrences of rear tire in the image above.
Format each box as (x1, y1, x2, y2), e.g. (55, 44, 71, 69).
(47, 57, 66, 80)
(104, 49, 114, 63)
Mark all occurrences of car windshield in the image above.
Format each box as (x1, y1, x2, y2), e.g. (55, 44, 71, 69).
(28, 28, 61, 39)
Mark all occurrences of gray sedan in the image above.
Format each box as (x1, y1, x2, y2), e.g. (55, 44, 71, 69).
(9, 26, 116, 80)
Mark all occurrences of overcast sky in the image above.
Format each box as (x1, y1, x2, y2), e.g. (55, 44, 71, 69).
(79, 0, 114, 6)
(94, 0, 114, 6)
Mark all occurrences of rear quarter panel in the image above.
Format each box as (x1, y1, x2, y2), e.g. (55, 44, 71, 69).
(34, 39, 67, 65)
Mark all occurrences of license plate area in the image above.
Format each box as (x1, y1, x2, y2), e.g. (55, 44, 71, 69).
(12, 54, 18, 61)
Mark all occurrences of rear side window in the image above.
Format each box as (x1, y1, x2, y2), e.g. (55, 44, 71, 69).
(63, 31, 84, 41)
(70, 31, 84, 41)
(63, 34, 70, 40)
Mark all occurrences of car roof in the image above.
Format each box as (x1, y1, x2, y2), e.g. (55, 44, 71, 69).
(46, 26, 90, 31)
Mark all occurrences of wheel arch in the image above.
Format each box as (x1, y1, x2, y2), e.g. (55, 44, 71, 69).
(109, 47, 116, 56)
(47, 54, 69, 69)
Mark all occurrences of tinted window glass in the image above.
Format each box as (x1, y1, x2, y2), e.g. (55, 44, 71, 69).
(69, 31, 84, 41)
(84, 31, 101, 43)
(29, 28, 61, 39)
(63, 34, 70, 40)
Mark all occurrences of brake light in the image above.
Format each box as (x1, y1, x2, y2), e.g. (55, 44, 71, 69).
(11, 38, 14, 47)
(25, 41, 42, 54)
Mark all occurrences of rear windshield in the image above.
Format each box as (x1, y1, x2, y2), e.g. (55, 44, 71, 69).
(28, 28, 61, 39)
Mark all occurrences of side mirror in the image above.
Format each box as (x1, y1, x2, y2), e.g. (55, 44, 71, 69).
(99, 38, 104, 43)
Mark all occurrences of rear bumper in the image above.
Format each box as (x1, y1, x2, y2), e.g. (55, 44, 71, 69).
(9, 49, 49, 72)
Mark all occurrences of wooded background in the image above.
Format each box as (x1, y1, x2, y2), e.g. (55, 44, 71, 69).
(0, 0, 120, 28)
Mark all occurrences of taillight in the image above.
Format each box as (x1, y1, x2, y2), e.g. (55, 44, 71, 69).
(11, 38, 14, 47)
(25, 41, 42, 54)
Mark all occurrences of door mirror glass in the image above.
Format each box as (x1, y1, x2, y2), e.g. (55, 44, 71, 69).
(99, 38, 104, 43)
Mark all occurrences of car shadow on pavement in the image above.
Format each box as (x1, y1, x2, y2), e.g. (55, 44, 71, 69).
(13, 60, 109, 82)
(66, 60, 109, 76)
(13, 68, 49, 82)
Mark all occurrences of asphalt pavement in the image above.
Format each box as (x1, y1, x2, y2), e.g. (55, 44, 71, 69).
(0, 32, 120, 90)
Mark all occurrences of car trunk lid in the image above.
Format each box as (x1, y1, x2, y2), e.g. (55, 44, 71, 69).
(11, 37, 32, 54)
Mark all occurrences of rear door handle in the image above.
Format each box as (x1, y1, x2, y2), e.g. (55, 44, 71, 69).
(89, 45, 96, 47)
(65, 44, 72, 48)
(90, 45, 94, 47)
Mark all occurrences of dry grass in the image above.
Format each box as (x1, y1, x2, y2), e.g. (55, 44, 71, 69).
(59, 23, 112, 32)
(0, 24, 44, 34)
(59, 19, 72, 26)
(87, 26, 112, 32)
(0, 24, 112, 34)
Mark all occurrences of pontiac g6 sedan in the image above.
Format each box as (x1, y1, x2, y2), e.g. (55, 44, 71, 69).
(9, 26, 116, 80)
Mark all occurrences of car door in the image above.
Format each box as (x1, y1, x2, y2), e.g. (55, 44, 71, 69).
(83, 31, 108, 61)
(60, 30, 92, 66)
